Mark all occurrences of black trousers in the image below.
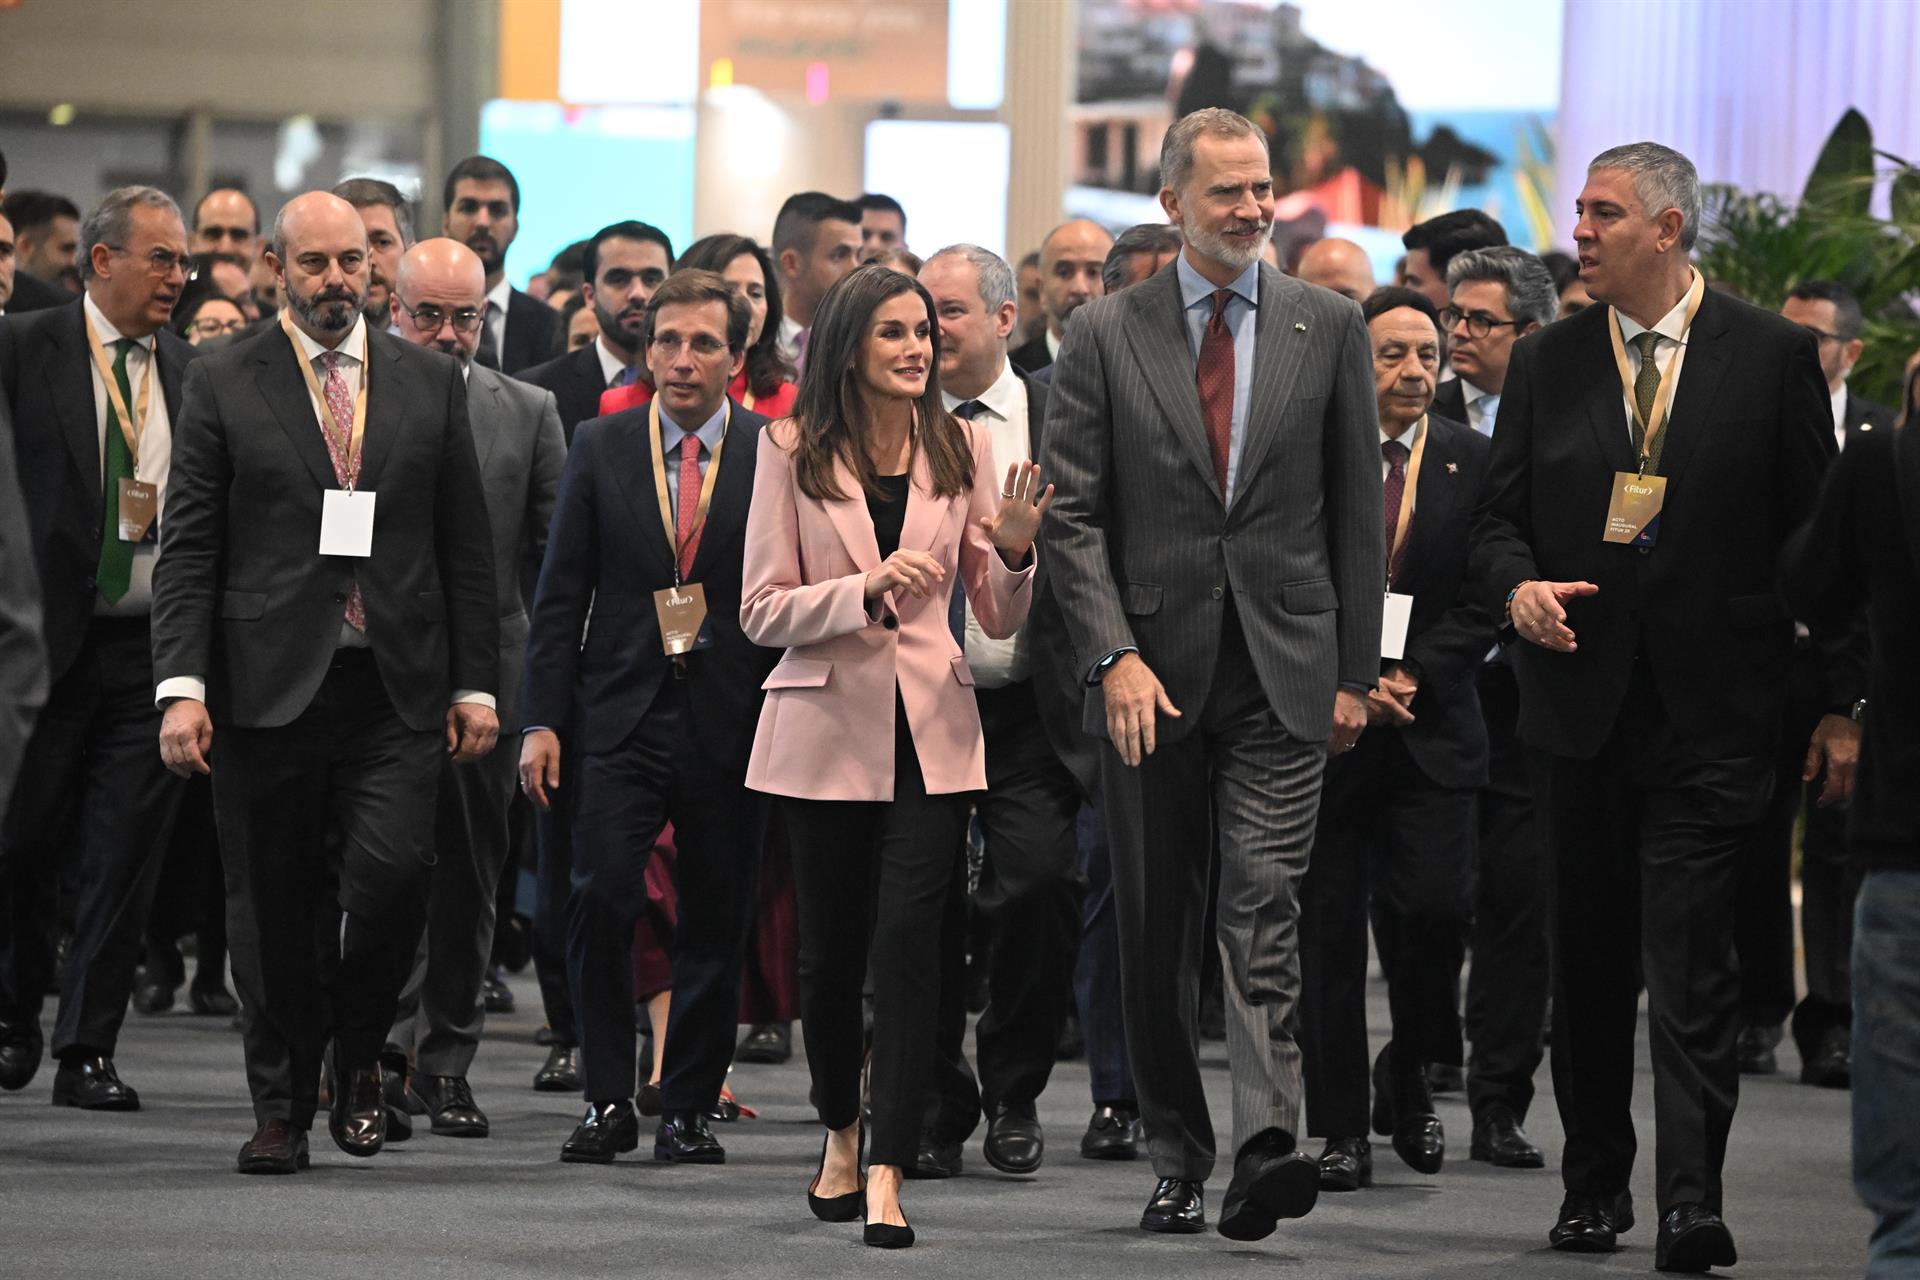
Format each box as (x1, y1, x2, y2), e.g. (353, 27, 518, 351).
(531, 747, 577, 1047)
(1464, 658, 1550, 1123)
(1791, 793, 1858, 1051)
(1299, 729, 1473, 1138)
(143, 774, 227, 995)
(567, 682, 764, 1109)
(1074, 799, 1135, 1107)
(1538, 662, 1771, 1214)
(782, 695, 971, 1168)
(215, 649, 442, 1129)
(0, 616, 182, 1059)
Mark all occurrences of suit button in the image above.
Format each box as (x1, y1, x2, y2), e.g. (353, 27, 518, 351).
(332, 591, 347, 604)
(1638, 546, 1650, 556)
(882, 615, 898, 631)
(1211, 586, 1224, 600)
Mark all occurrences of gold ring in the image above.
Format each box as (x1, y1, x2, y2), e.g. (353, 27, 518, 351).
(1001, 490, 1015, 498)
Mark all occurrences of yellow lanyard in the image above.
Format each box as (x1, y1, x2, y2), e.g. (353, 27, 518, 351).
(283, 312, 370, 488)
(647, 397, 730, 585)
(1386, 415, 1428, 587)
(1607, 271, 1705, 475)
(83, 312, 152, 478)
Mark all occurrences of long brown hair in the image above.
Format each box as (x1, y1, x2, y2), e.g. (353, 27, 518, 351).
(676, 233, 795, 398)
(789, 263, 973, 502)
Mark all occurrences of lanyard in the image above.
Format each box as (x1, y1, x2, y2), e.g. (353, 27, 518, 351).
(741, 390, 756, 411)
(648, 397, 729, 585)
(83, 312, 152, 478)
(282, 311, 370, 489)
(1387, 415, 1428, 589)
(1607, 270, 1705, 475)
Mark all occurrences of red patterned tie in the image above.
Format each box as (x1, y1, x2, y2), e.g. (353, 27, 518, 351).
(676, 434, 704, 580)
(1195, 288, 1234, 497)
(317, 352, 366, 631)
(1382, 438, 1409, 583)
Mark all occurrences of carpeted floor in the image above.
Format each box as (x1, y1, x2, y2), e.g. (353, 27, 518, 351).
(0, 974, 1867, 1278)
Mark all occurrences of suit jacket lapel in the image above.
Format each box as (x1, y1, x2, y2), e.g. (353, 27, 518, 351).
(1580, 309, 1638, 475)
(686, 403, 754, 582)
(1230, 267, 1312, 515)
(1394, 419, 1462, 591)
(155, 332, 188, 424)
(608, 413, 677, 578)
(823, 453, 881, 573)
(1655, 292, 1731, 482)
(253, 331, 339, 491)
(1123, 269, 1221, 502)
(466, 368, 503, 472)
(352, 330, 404, 492)
(1898, 422, 1920, 587)
(46, 306, 100, 494)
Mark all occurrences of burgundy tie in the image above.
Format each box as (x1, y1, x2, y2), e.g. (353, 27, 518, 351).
(1195, 289, 1234, 497)
(1382, 438, 1410, 582)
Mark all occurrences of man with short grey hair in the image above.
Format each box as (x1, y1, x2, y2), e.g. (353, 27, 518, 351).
(1472, 141, 1837, 1270)
(1434, 245, 1555, 435)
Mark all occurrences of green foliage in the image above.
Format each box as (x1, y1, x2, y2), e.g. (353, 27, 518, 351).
(1695, 109, 1920, 407)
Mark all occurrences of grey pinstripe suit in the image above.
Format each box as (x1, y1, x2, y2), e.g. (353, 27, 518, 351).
(1040, 258, 1383, 1181)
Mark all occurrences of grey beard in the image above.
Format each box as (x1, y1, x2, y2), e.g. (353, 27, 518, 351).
(291, 289, 362, 333)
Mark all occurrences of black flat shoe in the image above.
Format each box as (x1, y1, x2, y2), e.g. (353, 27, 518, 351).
(419, 1075, 489, 1138)
(533, 1045, 581, 1092)
(51, 1054, 141, 1111)
(736, 1022, 791, 1064)
(560, 1099, 639, 1163)
(327, 1051, 386, 1158)
(1081, 1104, 1143, 1161)
(1549, 1190, 1634, 1252)
(1318, 1136, 1373, 1191)
(1219, 1133, 1319, 1241)
(1656, 1203, 1737, 1272)
(1140, 1177, 1206, 1233)
(1800, 1026, 1850, 1089)
(1736, 1025, 1778, 1075)
(1470, 1106, 1545, 1169)
(655, 1109, 726, 1164)
(807, 1127, 865, 1222)
(983, 1099, 1043, 1174)
(864, 1218, 915, 1249)
(906, 1133, 962, 1179)
(482, 967, 515, 1014)
(637, 1082, 663, 1117)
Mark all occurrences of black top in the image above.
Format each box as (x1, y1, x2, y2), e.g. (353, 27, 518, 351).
(868, 473, 910, 560)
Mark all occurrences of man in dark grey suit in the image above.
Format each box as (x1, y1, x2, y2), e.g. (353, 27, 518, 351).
(383, 239, 564, 1139)
(1042, 108, 1383, 1242)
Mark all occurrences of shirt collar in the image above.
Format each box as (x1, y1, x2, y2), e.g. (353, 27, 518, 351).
(287, 313, 369, 368)
(942, 357, 1021, 421)
(485, 278, 511, 313)
(1616, 269, 1702, 347)
(1830, 381, 1849, 432)
(1381, 414, 1425, 452)
(594, 335, 632, 386)
(659, 400, 729, 454)
(1177, 251, 1261, 314)
(82, 291, 154, 355)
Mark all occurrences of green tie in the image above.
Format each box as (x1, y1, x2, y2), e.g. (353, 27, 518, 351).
(1631, 330, 1663, 469)
(96, 338, 136, 604)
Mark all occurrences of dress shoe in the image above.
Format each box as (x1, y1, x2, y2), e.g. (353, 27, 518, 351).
(327, 1054, 387, 1158)
(385, 1104, 414, 1143)
(1549, 1190, 1635, 1252)
(1080, 1104, 1143, 1161)
(1055, 1013, 1085, 1061)
(0, 1021, 44, 1091)
(1801, 1026, 1851, 1089)
(1139, 1177, 1206, 1233)
(1655, 1203, 1737, 1272)
(864, 1217, 915, 1249)
(807, 1128, 866, 1222)
(560, 1099, 639, 1163)
(735, 1022, 791, 1064)
(188, 982, 239, 1018)
(132, 978, 176, 1015)
(482, 966, 514, 1014)
(236, 1119, 310, 1175)
(983, 1099, 1043, 1174)
(1469, 1106, 1545, 1169)
(1426, 1062, 1465, 1094)
(1318, 1136, 1373, 1191)
(655, 1109, 726, 1163)
(533, 1044, 581, 1092)
(906, 1133, 962, 1179)
(418, 1075, 489, 1138)
(637, 1081, 662, 1117)
(1371, 1044, 1444, 1175)
(1736, 1024, 1778, 1075)
(51, 1054, 141, 1111)
(1219, 1131, 1319, 1241)
(706, 1091, 743, 1123)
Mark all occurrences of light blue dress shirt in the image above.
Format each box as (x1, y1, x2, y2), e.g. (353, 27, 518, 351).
(660, 402, 729, 511)
(1176, 251, 1259, 502)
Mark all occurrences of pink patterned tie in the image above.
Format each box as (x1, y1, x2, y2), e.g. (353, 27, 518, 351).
(676, 435, 704, 580)
(317, 352, 366, 632)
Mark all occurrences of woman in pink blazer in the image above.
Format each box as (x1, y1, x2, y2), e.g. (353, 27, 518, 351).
(741, 265, 1051, 1248)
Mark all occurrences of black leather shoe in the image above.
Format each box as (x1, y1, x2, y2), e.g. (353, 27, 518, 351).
(418, 1075, 489, 1137)
(236, 1120, 310, 1175)
(377, 1053, 414, 1142)
(736, 1022, 791, 1064)
(0, 1022, 43, 1092)
(560, 1099, 639, 1163)
(533, 1045, 581, 1092)
(655, 1109, 726, 1164)
(1655, 1203, 1737, 1272)
(1549, 1190, 1635, 1252)
(1081, 1104, 1143, 1161)
(132, 979, 176, 1015)
(188, 982, 239, 1018)
(482, 967, 514, 1014)
(983, 1099, 1043, 1174)
(1801, 1026, 1850, 1089)
(637, 1082, 662, 1117)
(52, 1054, 141, 1111)
(1318, 1136, 1373, 1191)
(1372, 1044, 1444, 1175)
(1470, 1106, 1545, 1169)
(1736, 1025, 1778, 1075)
(327, 1054, 386, 1158)
(1140, 1178, 1206, 1233)
(906, 1133, 962, 1179)
(1219, 1133, 1319, 1241)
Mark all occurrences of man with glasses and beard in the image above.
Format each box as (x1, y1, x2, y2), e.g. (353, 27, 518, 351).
(520, 220, 673, 441)
(441, 156, 554, 373)
(152, 191, 498, 1175)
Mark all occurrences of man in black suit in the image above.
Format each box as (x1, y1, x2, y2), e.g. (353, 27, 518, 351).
(1, 192, 84, 315)
(1009, 219, 1112, 376)
(1473, 142, 1834, 1271)
(0, 392, 45, 823)
(0, 187, 197, 1112)
(519, 220, 674, 440)
(1297, 287, 1494, 1192)
(520, 269, 777, 1168)
(153, 191, 498, 1174)
(442, 156, 554, 374)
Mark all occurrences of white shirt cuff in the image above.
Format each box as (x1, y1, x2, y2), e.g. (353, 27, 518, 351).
(156, 676, 206, 708)
(452, 690, 497, 710)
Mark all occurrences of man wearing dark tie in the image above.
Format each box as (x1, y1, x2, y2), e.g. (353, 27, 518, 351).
(519, 269, 777, 1167)
(0, 187, 197, 1110)
(520, 220, 673, 440)
(441, 156, 555, 374)
(1042, 109, 1382, 1242)
(1473, 142, 1834, 1270)
(153, 191, 498, 1175)
(383, 239, 564, 1138)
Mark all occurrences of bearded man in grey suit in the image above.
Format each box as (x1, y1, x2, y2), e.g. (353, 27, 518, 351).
(383, 238, 565, 1136)
(1040, 108, 1383, 1242)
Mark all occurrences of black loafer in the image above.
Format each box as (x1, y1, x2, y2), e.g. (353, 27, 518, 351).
(735, 1022, 791, 1064)
(419, 1075, 489, 1138)
(654, 1109, 726, 1164)
(1372, 1044, 1444, 1175)
(1081, 1104, 1143, 1161)
(1140, 1177, 1206, 1233)
(51, 1054, 141, 1111)
(482, 967, 515, 1014)
(560, 1099, 639, 1164)
(983, 1099, 1043, 1174)
(1470, 1106, 1545, 1169)
(1317, 1136, 1373, 1191)
(1800, 1027, 1850, 1089)
(637, 1082, 662, 1117)
(906, 1133, 962, 1179)
(533, 1045, 581, 1093)
(1736, 1025, 1778, 1075)
(326, 1052, 386, 1158)
(1655, 1203, 1737, 1273)
(1549, 1190, 1635, 1252)
(236, 1120, 310, 1174)
(1218, 1135, 1319, 1241)
(0, 1022, 43, 1092)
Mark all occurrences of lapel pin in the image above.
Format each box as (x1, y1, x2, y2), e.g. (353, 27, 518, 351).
(1446, 461, 1458, 474)
(1859, 422, 1874, 432)
(1293, 321, 1308, 332)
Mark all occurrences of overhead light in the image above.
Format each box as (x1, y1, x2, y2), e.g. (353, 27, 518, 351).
(48, 103, 75, 126)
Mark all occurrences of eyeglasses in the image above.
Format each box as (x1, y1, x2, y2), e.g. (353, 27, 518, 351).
(190, 315, 248, 338)
(649, 333, 729, 357)
(1438, 306, 1519, 339)
(107, 245, 191, 278)
(394, 297, 485, 333)
(1798, 324, 1844, 346)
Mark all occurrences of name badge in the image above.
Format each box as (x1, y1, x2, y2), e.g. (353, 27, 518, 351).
(1602, 472, 1666, 547)
(653, 582, 714, 656)
(319, 489, 377, 558)
(117, 477, 158, 544)
(1381, 591, 1414, 660)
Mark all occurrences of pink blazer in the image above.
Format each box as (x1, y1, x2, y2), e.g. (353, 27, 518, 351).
(741, 417, 1034, 801)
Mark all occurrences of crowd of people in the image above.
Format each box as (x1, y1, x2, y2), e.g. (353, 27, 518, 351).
(0, 108, 1915, 1273)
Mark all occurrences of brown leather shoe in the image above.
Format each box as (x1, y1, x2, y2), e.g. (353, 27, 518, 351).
(237, 1119, 310, 1174)
(327, 1053, 387, 1158)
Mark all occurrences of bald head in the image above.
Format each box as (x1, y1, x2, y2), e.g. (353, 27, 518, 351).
(1296, 238, 1375, 303)
(394, 237, 487, 360)
(1038, 219, 1114, 339)
(270, 192, 370, 345)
